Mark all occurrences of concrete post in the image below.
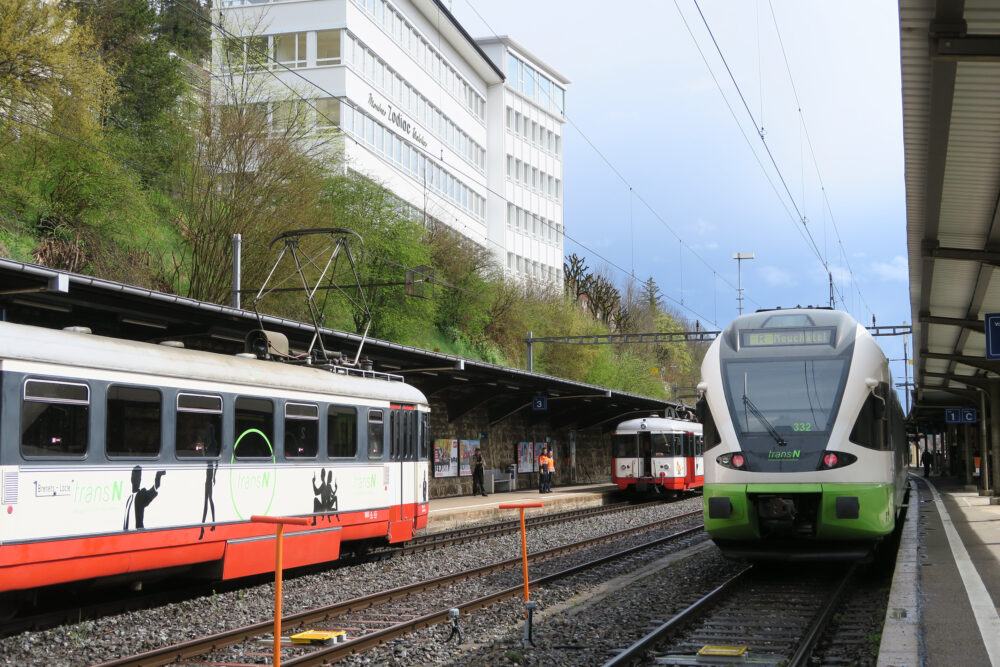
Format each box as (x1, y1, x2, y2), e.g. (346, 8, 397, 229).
(992, 379, 1000, 500)
(963, 422, 975, 490)
(981, 389, 992, 494)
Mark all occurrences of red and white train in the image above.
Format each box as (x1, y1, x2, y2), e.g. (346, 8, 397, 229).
(611, 415, 704, 494)
(0, 321, 430, 611)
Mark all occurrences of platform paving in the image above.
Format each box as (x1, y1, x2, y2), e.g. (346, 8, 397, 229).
(424, 482, 620, 532)
(880, 471, 1000, 667)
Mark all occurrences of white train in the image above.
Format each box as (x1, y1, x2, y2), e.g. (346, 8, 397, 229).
(0, 321, 430, 609)
(611, 416, 703, 495)
(698, 308, 907, 558)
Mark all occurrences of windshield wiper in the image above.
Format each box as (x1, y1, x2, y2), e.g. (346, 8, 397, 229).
(742, 394, 787, 447)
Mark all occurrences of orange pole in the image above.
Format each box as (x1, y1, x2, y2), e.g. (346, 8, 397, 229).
(499, 502, 543, 616)
(275, 523, 283, 666)
(251, 515, 310, 667)
(518, 508, 529, 604)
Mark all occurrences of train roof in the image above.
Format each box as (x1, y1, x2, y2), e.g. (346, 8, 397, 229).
(614, 416, 701, 433)
(0, 321, 428, 405)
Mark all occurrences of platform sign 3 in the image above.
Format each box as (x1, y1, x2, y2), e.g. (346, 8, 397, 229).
(945, 408, 978, 424)
(532, 395, 547, 411)
(986, 313, 1000, 359)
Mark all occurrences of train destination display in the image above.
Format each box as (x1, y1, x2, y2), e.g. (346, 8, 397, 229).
(740, 327, 834, 348)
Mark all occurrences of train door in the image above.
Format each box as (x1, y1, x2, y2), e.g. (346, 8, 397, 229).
(671, 432, 686, 483)
(694, 433, 705, 480)
(390, 405, 417, 523)
(639, 432, 652, 478)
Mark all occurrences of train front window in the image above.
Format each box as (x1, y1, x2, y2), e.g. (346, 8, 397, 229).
(107, 385, 162, 457)
(723, 359, 848, 435)
(613, 433, 635, 457)
(651, 433, 684, 457)
(20, 379, 89, 457)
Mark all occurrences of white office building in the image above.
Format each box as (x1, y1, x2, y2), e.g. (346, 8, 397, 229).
(218, 0, 567, 287)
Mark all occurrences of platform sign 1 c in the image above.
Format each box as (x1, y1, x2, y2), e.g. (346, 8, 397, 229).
(945, 408, 978, 424)
(986, 313, 1000, 359)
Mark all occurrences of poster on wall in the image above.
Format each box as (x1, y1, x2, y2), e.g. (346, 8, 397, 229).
(517, 442, 534, 473)
(433, 439, 459, 477)
(459, 440, 479, 476)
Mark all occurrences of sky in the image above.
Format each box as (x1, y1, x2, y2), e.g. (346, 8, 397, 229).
(449, 0, 913, 398)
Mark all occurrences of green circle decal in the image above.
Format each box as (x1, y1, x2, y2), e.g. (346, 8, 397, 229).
(228, 428, 278, 521)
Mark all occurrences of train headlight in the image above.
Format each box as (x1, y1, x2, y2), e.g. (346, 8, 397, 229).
(717, 453, 747, 470)
(819, 451, 857, 470)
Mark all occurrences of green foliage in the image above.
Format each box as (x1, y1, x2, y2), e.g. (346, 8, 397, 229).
(320, 172, 434, 343)
(585, 347, 668, 399)
(154, 0, 213, 63)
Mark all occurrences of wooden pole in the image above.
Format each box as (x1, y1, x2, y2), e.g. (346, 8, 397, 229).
(251, 515, 310, 666)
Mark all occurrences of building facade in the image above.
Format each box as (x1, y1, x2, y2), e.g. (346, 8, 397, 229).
(218, 0, 566, 286)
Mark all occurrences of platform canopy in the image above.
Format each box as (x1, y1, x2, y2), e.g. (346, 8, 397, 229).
(902, 0, 1000, 425)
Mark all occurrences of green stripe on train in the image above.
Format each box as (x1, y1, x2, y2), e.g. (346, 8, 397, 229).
(703, 483, 897, 540)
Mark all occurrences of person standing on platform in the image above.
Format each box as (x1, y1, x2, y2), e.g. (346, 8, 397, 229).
(921, 448, 933, 477)
(544, 447, 555, 493)
(472, 448, 487, 497)
(538, 447, 549, 493)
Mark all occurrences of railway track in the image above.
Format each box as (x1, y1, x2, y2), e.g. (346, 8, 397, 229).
(604, 562, 857, 666)
(0, 499, 661, 637)
(95, 509, 703, 666)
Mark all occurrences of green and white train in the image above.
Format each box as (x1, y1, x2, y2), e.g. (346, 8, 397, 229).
(697, 308, 908, 559)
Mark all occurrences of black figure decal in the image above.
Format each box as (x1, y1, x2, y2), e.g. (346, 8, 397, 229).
(312, 468, 340, 524)
(198, 460, 218, 540)
(123, 466, 165, 530)
(422, 476, 428, 503)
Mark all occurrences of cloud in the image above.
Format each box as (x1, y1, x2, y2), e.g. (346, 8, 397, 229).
(759, 265, 797, 287)
(871, 256, 908, 282)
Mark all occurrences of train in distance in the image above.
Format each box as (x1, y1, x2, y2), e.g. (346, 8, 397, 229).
(697, 307, 908, 560)
(0, 320, 430, 614)
(611, 416, 704, 496)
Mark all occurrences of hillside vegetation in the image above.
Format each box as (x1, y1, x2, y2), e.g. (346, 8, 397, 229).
(0, 0, 707, 400)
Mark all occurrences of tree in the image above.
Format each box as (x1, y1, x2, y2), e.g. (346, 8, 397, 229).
(154, 0, 213, 63)
(563, 253, 590, 301)
(171, 16, 336, 304)
(0, 0, 115, 135)
(319, 171, 433, 343)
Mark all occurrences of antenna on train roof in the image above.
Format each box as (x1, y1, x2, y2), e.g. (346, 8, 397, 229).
(246, 228, 372, 368)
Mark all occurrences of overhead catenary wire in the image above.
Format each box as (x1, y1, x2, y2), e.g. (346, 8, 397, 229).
(681, 0, 856, 316)
(458, 0, 758, 310)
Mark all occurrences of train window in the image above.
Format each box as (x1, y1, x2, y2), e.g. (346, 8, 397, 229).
(612, 433, 635, 457)
(20, 379, 89, 457)
(850, 388, 888, 451)
(107, 385, 162, 457)
(235, 396, 275, 459)
(328, 406, 358, 458)
(176, 393, 222, 458)
(696, 396, 722, 449)
(284, 402, 318, 458)
(368, 409, 384, 458)
(390, 410, 400, 461)
(420, 412, 429, 459)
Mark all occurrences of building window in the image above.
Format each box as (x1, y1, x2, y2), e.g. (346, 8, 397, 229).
(315, 98, 340, 128)
(317, 30, 341, 65)
(273, 32, 306, 68)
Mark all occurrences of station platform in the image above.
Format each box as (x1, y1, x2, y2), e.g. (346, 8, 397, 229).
(879, 472, 1000, 667)
(425, 482, 621, 532)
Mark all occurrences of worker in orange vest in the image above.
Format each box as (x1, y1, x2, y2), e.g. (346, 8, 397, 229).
(538, 447, 553, 493)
